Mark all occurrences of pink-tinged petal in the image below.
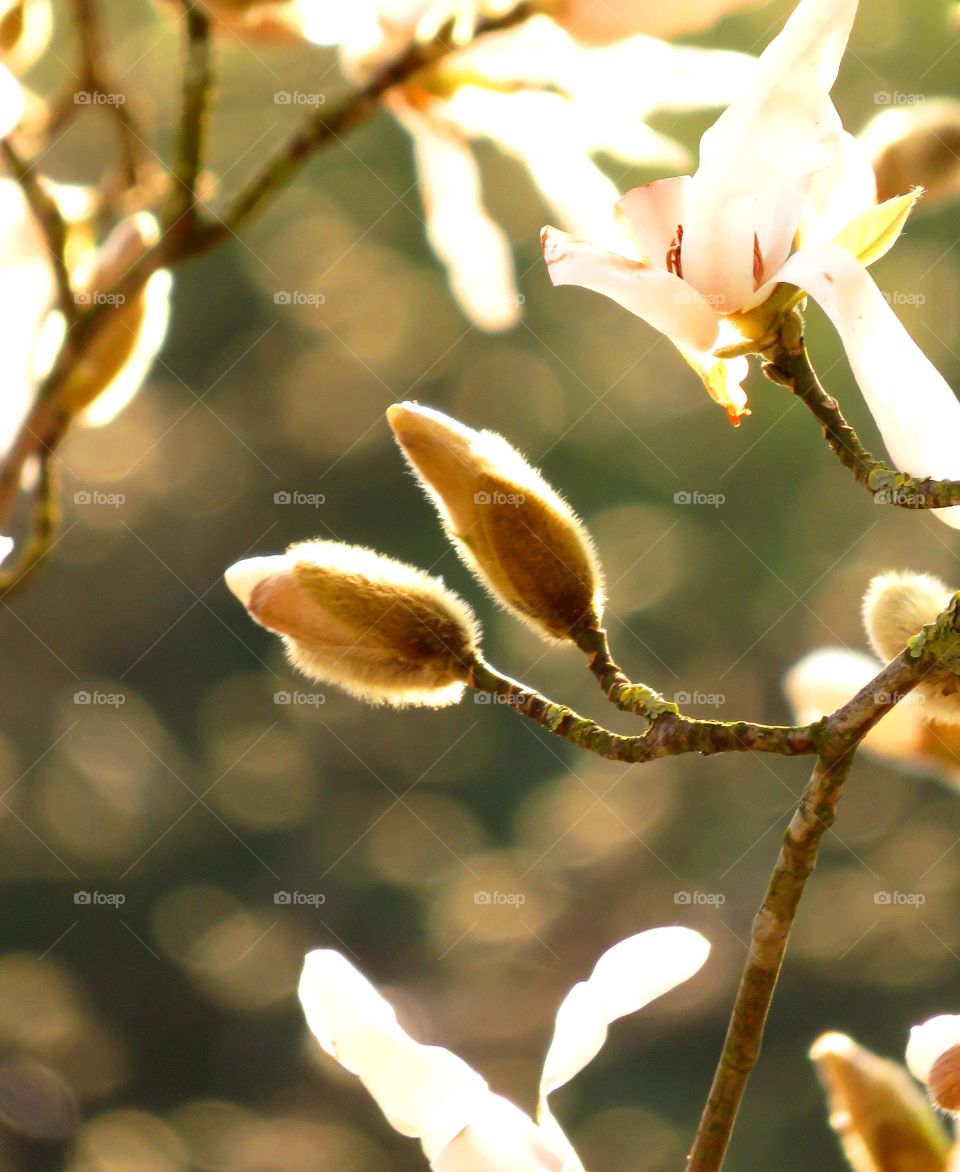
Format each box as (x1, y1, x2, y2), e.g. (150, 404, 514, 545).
(776, 241, 960, 529)
(616, 176, 691, 269)
(541, 226, 720, 352)
(390, 97, 520, 332)
(676, 188, 761, 312)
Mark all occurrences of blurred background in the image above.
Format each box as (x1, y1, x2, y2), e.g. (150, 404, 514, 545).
(3, 0, 960, 1167)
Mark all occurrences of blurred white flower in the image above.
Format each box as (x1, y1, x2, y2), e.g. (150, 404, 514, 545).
(298, 926, 709, 1170)
(304, 3, 756, 330)
(0, 183, 172, 455)
(0, 535, 12, 566)
(543, 0, 960, 453)
(0, 0, 52, 73)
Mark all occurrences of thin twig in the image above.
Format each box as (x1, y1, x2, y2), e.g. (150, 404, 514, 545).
(0, 137, 77, 328)
(764, 313, 960, 510)
(168, 0, 213, 228)
(0, 455, 60, 601)
(70, 0, 145, 189)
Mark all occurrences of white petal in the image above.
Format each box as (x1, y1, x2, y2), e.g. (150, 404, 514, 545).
(0, 536, 12, 567)
(541, 227, 720, 352)
(224, 554, 293, 609)
(298, 950, 491, 1159)
(906, 1015, 960, 1084)
(775, 241, 960, 529)
(616, 177, 691, 269)
(801, 129, 878, 244)
(0, 64, 23, 137)
(432, 1094, 578, 1172)
(682, 0, 858, 307)
(390, 98, 520, 332)
(539, 928, 710, 1101)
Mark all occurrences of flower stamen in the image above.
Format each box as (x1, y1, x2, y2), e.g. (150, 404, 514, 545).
(666, 224, 684, 279)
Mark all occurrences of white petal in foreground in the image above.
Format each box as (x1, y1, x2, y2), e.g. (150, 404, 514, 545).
(541, 227, 719, 352)
(776, 241, 960, 529)
(539, 927, 710, 1106)
(907, 1015, 960, 1084)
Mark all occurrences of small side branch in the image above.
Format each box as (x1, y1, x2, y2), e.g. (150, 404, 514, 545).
(169, 0, 214, 228)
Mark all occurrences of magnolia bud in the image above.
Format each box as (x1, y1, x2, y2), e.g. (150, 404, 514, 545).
(64, 214, 172, 425)
(0, 0, 51, 73)
(907, 1016, 960, 1114)
(811, 1032, 951, 1171)
(861, 99, 960, 207)
(224, 540, 480, 707)
(387, 402, 604, 644)
(862, 571, 960, 725)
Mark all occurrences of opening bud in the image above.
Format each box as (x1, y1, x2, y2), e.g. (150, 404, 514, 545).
(907, 1016, 960, 1114)
(862, 571, 960, 725)
(224, 540, 480, 707)
(387, 402, 605, 644)
(811, 1031, 951, 1169)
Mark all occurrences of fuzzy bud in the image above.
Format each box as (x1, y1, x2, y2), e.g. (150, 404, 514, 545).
(907, 1016, 960, 1114)
(224, 540, 480, 707)
(861, 99, 960, 207)
(811, 1031, 951, 1171)
(0, 0, 51, 73)
(387, 402, 604, 644)
(862, 571, 960, 725)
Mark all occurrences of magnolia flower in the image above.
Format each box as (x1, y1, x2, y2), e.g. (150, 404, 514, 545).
(543, 0, 960, 476)
(861, 98, 960, 207)
(297, 927, 709, 1170)
(299, 3, 756, 330)
(0, 187, 173, 455)
(907, 1016, 960, 1114)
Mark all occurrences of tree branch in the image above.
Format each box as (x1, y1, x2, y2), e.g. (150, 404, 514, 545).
(168, 0, 213, 228)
